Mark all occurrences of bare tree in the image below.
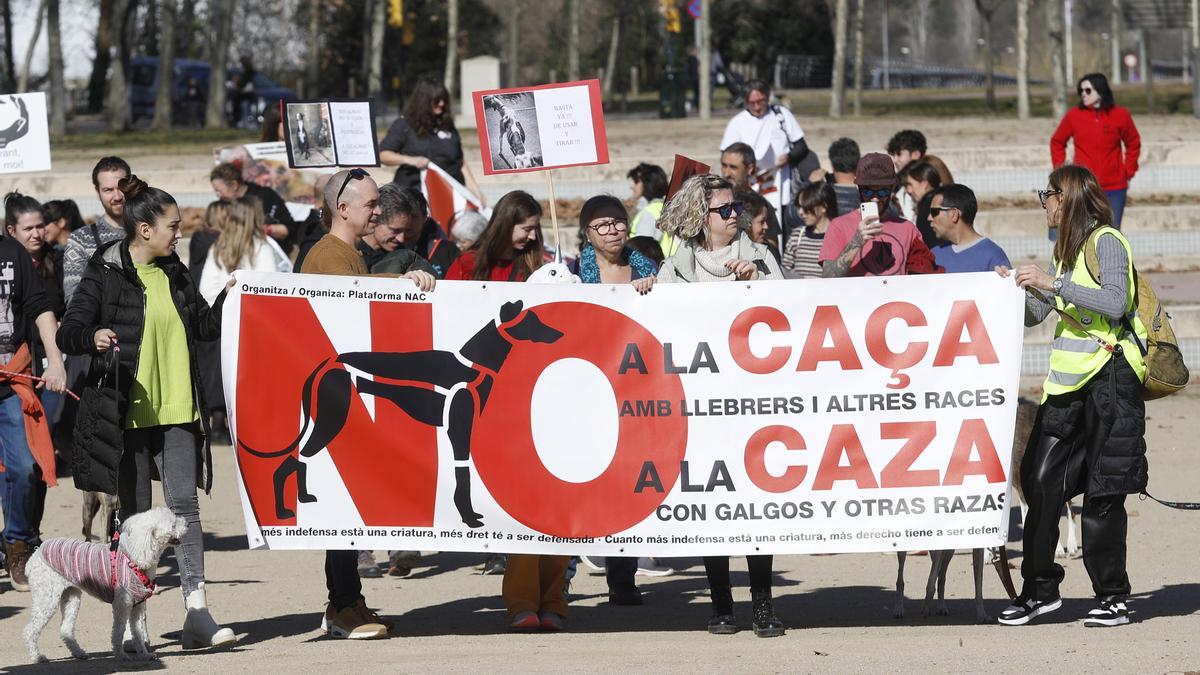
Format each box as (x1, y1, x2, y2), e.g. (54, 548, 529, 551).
(152, 0, 177, 130)
(829, 0, 848, 118)
(87, 0, 114, 112)
(1046, 0, 1067, 118)
(602, 15, 620, 98)
(47, 0, 66, 135)
(306, 0, 320, 97)
(507, 0, 521, 86)
(974, 0, 1003, 112)
(699, 0, 710, 118)
(1017, 0, 1029, 119)
(567, 0, 579, 81)
(852, 0, 864, 116)
(362, 0, 384, 99)
(1, 0, 15, 91)
(105, 0, 133, 131)
(445, 0, 458, 95)
(206, 0, 236, 128)
(18, 0, 48, 92)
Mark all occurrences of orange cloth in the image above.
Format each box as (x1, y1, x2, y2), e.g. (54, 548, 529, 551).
(0, 344, 57, 486)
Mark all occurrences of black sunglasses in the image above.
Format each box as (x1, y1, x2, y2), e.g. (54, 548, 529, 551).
(929, 206, 957, 217)
(859, 187, 893, 200)
(1079, 87, 1094, 95)
(1037, 188, 1062, 209)
(708, 201, 745, 219)
(335, 168, 370, 204)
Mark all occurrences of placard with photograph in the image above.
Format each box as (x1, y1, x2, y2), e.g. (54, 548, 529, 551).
(282, 99, 379, 169)
(0, 92, 51, 175)
(473, 80, 608, 175)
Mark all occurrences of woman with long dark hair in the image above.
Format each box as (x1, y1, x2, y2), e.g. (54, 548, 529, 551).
(655, 174, 785, 638)
(444, 191, 544, 282)
(380, 78, 486, 205)
(1050, 73, 1140, 229)
(57, 175, 236, 648)
(996, 164, 1148, 628)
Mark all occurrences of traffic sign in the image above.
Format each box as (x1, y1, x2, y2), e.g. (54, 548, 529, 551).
(688, 0, 701, 20)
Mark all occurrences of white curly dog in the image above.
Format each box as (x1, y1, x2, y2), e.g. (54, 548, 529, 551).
(23, 507, 187, 663)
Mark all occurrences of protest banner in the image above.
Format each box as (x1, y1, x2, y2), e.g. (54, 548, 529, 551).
(225, 272, 1024, 556)
(282, 99, 379, 169)
(473, 80, 608, 175)
(0, 92, 50, 174)
(421, 162, 489, 234)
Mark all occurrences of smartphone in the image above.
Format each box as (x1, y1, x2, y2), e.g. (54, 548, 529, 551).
(859, 201, 879, 221)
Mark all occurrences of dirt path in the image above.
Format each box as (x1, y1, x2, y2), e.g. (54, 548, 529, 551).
(2, 390, 1198, 672)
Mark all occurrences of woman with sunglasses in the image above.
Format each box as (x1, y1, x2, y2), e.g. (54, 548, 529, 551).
(655, 174, 785, 638)
(995, 164, 1148, 628)
(1050, 73, 1140, 229)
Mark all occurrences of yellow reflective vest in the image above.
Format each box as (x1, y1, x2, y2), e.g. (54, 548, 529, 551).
(1043, 226, 1147, 400)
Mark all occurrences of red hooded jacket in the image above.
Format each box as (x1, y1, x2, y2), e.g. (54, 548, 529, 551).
(1050, 104, 1141, 191)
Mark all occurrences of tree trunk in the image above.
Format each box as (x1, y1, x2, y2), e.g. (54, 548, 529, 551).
(699, 0, 710, 118)
(507, 0, 521, 86)
(306, 0, 320, 98)
(567, 0, 580, 81)
(602, 15, 620, 98)
(87, 0, 114, 113)
(1, 0, 15, 91)
(105, 0, 131, 131)
(852, 0, 864, 116)
(829, 0, 848, 118)
(1046, 0, 1067, 119)
(141, 0, 158, 56)
(975, 0, 995, 112)
(445, 0, 458, 95)
(47, 0, 66, 135)
(1111, 0, 1121, 84)
(205, 0, 235, 128)
(152, 0, 177, 130)
(178, 0, 196, 58)
(362, 0, 384, 99)
(1017, 0, 1029, 119)
(18, 0, 48, 93)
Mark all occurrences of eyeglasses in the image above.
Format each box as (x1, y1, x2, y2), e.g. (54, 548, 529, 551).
(859, 187, 893, 200)
(588, 219, 629, 235)
(1037, 188, 1063, 209)
(929, 206, 957, 217)
(1079, 87, 1094, 95)
(708, 201, 745, 220)
(335, 168, 370, 205)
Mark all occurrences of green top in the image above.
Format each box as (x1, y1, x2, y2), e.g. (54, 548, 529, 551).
(125, 263, 197, 429)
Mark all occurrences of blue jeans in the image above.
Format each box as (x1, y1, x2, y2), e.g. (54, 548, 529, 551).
(0, 394, 46, 544)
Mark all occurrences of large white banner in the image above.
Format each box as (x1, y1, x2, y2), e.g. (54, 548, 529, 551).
(224, 272, 1025, 555)
(0, 92, 50, 174)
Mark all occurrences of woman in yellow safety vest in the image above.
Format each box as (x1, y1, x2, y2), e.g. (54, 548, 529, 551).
(994, 164, 1147, 628)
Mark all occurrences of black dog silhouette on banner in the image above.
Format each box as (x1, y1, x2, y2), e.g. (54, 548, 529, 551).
(239, 300, 564, 526)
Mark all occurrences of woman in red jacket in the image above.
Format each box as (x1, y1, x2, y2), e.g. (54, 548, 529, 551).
(1050, 73, 1140, 231)
(444, 191, 544, 281)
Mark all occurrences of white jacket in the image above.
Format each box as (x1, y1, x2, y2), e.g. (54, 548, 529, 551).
(199, 239, 280, 305)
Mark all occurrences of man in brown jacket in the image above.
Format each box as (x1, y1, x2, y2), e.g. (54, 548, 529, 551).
(300, 168, 432, 640)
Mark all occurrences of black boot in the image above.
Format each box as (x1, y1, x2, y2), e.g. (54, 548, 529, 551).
(751, 588, 785, 637)
(707, 585, 738, 635)
(453, 467, 484, 528)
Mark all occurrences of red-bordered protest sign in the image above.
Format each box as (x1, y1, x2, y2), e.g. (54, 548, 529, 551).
(472, 79, 609, 175)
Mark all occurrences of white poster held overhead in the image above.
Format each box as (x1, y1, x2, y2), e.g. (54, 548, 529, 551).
(473, 80, 608, 174)
(0, 92, 50, 175)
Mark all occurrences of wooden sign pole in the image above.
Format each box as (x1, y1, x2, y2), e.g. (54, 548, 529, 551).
(545, 170, 562, 262)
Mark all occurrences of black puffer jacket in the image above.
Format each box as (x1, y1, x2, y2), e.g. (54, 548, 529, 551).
(57, 240, 226, 494)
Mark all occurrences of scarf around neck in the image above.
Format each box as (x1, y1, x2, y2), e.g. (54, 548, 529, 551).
(579, 243, 658, 283)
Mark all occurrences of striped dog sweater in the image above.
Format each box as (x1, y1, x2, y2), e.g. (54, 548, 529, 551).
(38, 537, 156, 604)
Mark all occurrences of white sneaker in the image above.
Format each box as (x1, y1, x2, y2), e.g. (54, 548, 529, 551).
(1084, 599, 1130, 627)
(635, 557, 674, 577)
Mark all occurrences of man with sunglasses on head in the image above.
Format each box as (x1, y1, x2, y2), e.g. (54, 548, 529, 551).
(819, 153, 942, 278)
(297, 167, 434, 640)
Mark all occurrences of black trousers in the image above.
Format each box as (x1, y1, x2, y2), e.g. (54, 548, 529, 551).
(703, 555, 772, 593)
(1020, 359, 1142, 601)
(326, 550, 362, 610)
(606, 556, 638, 593)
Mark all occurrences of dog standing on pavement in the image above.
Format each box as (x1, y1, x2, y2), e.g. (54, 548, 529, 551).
(23, 507, 187, 663)
(892, 398, 1041, 623)
(81, 491, 119, 543)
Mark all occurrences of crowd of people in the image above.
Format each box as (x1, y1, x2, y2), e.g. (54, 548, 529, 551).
(0, 70, 1149, 647)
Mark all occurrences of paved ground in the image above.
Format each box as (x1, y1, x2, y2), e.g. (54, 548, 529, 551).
(1, 388, 1198, 673)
